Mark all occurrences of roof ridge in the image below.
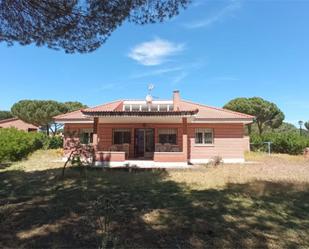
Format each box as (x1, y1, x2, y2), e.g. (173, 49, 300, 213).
(83, 99, 123, 111)
(181, 99, 255, 118)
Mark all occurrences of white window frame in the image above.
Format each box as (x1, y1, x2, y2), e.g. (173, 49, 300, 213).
(79, 128, 94, 145)
(195, 128, 214, 145)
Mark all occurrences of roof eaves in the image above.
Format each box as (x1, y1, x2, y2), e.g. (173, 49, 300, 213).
(0, 117, 19, 124)
(82, 109, 198, 117)
(181, 99, 255, 119)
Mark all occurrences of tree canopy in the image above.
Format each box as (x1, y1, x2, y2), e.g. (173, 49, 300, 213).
(0, 110, 13, 121)
(0, 0, 190, 53)
(11, 100, 86, 135)
(224, 97, 285, 135)
(305, 121, 309, 131)
(64, 101, 88, 112)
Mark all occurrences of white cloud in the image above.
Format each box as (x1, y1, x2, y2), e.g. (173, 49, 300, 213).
(172, 71, 188, 85)
(184, 0, 242, 29)
(130, 66, 183, 79)
(128, 38, 184, 66)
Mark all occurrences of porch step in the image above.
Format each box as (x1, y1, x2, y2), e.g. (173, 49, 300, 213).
(94, 160, 190, 168)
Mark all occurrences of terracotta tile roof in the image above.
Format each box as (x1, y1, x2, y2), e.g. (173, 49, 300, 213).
(82, 100, 123, 113)
(54, 98, 254, 122)
(53, 109, 91, 121)
(0, 118, 38, 130)
(178, 100, 254, 120)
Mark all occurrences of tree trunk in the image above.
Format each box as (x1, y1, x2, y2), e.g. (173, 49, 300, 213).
(257, 122, 263, 135)
(46, 124, 49, 136)
(247, 124, 252, 135)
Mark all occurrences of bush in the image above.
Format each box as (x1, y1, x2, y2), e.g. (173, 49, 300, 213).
(0, 128, 64, 163)
(0, 128, 44, 162)
(250, 132, 309, 155)
(48, 136, 63, 149)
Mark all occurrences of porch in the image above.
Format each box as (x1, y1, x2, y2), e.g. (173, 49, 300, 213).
(92, 117, 189, 165)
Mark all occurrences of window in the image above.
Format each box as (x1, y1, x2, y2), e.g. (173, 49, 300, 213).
(158, 128, 177, 144)
(124, 105, 130, 111)
(195, 128, 213, 144)
(80, 129, 93, 144)
(113, 129, 131, 144)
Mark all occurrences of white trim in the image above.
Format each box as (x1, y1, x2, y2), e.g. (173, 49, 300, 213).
(124, 100, 173, 105)
(189, 158, 245, 164)
(94, 160, 189, 168)
(193, 144, 215, 147)
(55, 120, 93, 124)
(192, 119, 253, 124)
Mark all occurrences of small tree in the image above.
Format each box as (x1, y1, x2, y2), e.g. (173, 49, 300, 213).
(62, 130, 95, 177)
(224, 97, 284, 135)
(305, 121, 309, 131)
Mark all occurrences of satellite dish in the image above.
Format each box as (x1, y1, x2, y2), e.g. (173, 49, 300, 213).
(146, 94, 153, 103)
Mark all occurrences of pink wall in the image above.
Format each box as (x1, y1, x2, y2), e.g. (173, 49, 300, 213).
(188, 123, 246, 160)
(64, 122, 248, 162)
(95, 151, 125, 162)
(97, 123, 184, 158)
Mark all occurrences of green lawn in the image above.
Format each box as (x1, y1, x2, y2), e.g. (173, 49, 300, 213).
(0, 150, 309, 248)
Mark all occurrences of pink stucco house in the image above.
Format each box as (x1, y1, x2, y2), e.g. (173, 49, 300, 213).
(54, 91, 254, 167)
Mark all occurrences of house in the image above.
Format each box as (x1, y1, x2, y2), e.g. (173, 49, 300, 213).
(0, 118, 38, 132)
(54, 91, 254, 167)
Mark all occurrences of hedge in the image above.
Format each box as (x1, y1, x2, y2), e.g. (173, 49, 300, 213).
(250, 132, 309, 155)
(0, 128, 63, 163)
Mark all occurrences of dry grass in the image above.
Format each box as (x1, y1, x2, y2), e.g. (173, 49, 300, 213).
(167, 152, 309, 190)
(0, 149, 64, 173)
(0, 150, 309, 248)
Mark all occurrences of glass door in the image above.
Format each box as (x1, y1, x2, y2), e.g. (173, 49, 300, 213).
(135, 129, 145, 157)
(134, 129, 154, 158)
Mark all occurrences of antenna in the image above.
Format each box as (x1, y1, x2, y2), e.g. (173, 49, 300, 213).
(146, 83, 154, 104)
(148, 83, 154, 94)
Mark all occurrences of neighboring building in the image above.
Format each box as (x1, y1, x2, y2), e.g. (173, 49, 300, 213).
(54, 91, 254, 167)
(0, 118, 38, 132)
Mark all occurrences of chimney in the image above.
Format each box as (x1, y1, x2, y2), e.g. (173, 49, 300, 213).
(173, 90, 181, 111)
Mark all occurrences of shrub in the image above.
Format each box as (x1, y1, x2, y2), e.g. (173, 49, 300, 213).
(250, 132, 309, 155)
(48, 136, 63, 149)
(0, 128, 45, 162)
(0, 128, 64, 163)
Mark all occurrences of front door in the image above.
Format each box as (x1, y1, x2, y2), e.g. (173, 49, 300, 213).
(134, 128, 154, 159)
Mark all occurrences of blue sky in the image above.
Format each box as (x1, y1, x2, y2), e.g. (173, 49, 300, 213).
(1, 0, 308, 125)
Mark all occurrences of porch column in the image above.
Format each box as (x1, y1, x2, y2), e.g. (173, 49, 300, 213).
(93, 117, 99, 151)
(182, 117, 188, 161)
